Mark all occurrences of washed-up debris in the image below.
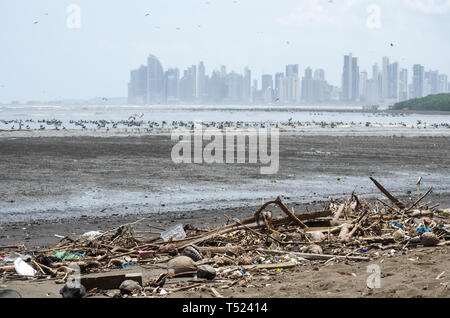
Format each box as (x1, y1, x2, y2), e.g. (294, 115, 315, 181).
(119, 280, 142, 295)
(60, 283, 86, 299)
(0, 177, 448, 298)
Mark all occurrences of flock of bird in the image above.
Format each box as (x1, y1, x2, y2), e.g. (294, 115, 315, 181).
(2, 113, 450, 132)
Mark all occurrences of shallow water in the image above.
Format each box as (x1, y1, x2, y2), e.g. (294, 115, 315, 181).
(1, 105, 450, 136)
(1, 171, 448, 223)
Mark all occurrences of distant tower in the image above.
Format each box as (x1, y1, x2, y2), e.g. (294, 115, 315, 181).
(341, 53, 359, 101)
(412, 64, 424, 99)
(147, 54, 165, 104)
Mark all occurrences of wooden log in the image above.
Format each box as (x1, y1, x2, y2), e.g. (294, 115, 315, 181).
(225, 262, 297, 271)
(255, 248, 369, 261)
(370, 177, 406, 209)
(253, 197, 308, 229)
(332, 204, 346, 223)
(197, 246, 244, 255)
(0, 265, 15, 273)
(410, 210, 434, 217)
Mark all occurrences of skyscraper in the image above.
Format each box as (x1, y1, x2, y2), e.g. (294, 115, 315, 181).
(412, 64, 425, 99)
(147, 54, 165, 104)
(197, 62, 206, 102)
(382, 56, 389, 99)
(128, 65, 148, 104)
(387, 62, 399, 100)
(399, 69, 408, 101)
(243, 67, 252, 103)
(341, 53, 359, 101)
(164, 68, 180, 103)
(438, 74, 448, 93)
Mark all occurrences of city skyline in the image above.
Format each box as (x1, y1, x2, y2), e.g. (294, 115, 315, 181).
(127, 53, 449, 106)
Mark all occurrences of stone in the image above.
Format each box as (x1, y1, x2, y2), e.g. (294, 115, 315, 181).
(309, 231, 326, 242)
(167, 256, 197, 276)
(197, 265, 216, 280)
(307, 244, 323, 255)
(119, 280, 142, 295)
(59, 284, 86, 298)
(421, 232, 440, 246)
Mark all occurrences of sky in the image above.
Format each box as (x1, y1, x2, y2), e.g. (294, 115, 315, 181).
(0, 0, 449, 102)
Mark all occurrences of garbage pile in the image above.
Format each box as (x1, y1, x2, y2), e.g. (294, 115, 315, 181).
(1, 177, 449, 298)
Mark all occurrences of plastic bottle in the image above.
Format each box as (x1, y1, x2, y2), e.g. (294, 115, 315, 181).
(160, 224, 186, 242)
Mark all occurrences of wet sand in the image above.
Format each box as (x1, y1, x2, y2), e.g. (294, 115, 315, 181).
(1, 134, 450, 248)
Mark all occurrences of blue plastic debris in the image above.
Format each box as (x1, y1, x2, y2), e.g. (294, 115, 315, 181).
(121, 262, 134, 269)
(391, 222, 403, 229)
(416, 227, 432, 234)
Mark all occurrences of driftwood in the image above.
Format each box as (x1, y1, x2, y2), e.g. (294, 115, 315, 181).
(255, 249, 369, 261)
(370, 177, 406, 209)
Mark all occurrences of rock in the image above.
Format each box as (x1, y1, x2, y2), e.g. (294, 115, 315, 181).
(197, 265, 216, 280)
(307, 244, 323, 255)
(182, 245, 203, 261)
(119, 280, 142, 295)
(309, 231, 325, 242)
(237, 255, 253, 265)
(393, 229, 406, 242)
(59, 284, 86, 298)
(0, 289, 22, 298)
(421, 232, 440, 246)
(167, 256, 197, 276)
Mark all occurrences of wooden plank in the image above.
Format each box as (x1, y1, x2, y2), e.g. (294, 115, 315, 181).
(80, 272, 142, 291)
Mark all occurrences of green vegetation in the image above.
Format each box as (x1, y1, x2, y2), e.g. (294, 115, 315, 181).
(392, 93, 450, 111)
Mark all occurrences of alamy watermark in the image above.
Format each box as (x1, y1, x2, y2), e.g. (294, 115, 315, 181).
(67, 4, 81, 29)
(171, 121, 279, 174)
(366, 264, 381, 289)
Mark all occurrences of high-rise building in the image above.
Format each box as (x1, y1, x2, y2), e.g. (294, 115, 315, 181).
(412, 64, 425, 99)
(438, 74, 448, 93)
(179, 65, 197, 102)
(225, 72, 244, 103)
(301, 67, 314, 102)
(147, 54, 165, 104)
(243, 67, 252, 103)
(261, 74, 273, 92)
(381, 56, 389, 99)
(128, 65, 148, 104)
(274, 72, 285, 103)
(341, 53, 359, 101)
(426, 70, 439, 95)
(359, 71, 368, 101)
(387, 62, 399, 100)
(399, 69, 408, 101)
(197, 62, 206, 102)
(164, 68, 180, 103)
(285, 64, 299, 77)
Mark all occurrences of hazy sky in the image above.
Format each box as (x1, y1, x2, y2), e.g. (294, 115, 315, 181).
(0, 0, 449, 102)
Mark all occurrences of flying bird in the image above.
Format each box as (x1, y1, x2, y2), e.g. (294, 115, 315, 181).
(33, 21, 39, 24)
(390, 43, 394, 47)
(145, 13, 150, 16)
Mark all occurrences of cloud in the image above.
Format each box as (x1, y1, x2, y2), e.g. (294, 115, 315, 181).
(402, 0, 450, 14)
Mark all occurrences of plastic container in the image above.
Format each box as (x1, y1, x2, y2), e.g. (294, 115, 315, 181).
(14, 258, 36, 277)
(160, 224, 186, 242)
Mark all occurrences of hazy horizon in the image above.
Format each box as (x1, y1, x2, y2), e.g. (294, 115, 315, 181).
(1, 0, 449, 103)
